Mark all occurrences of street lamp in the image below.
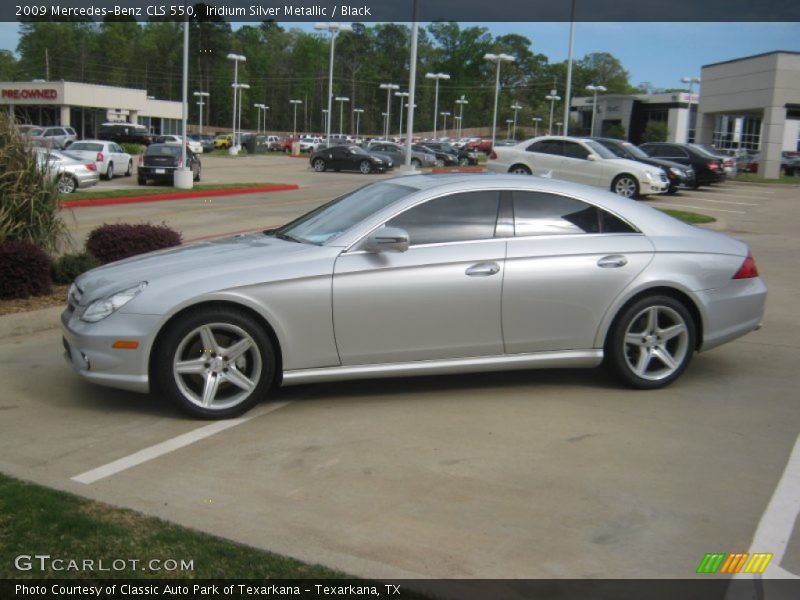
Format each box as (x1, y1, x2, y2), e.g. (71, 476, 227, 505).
(506, 119, 513, 140)
(289, 99, 302, 138)
(314, 23, 353, 147)
(395, 91, 409, 138)
(226, 53, 246, 154)
(424, 72, 450, 140)
(381, 112, 389, 138)
(545, 89, 561, 135)
(253, 103, 264, 134)
(455, 95, 468, 138)
(454, 115, 462, 139)
(556, 121, 564, 135)
(681, 76, 701, 143)
(510, 102, 522, 140)
(260, 105, 270, 133)
(531, 116, 543, 137)
(440, 111, 451, 138)
(585, 84, 607, 136)
(352, 108, 364, 140)
(193, 91, 209, 135)
(233, 83, 249, 145)
(322, 109, 329, 134)
(334, 96, 349, 137)
(483, 53, 515, 150)
(379, 83, 399, 139)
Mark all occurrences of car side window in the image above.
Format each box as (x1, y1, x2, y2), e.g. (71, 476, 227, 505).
(512, 191, 636, 236)
(386, 191, 501, 246)
(563, 142, 590, 160)
(526, 140, 562, 155)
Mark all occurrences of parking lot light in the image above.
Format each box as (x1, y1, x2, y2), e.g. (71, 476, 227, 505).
(510, 102, 523, 140)
(289, 99, 303, 138)
(233, 83, 249, 146)
(193, 91, 209, 136)
(681, 76, 701, 143)
(440, 112, 451, 138)
(379, 83, 400, 139)
(395, 91, 409, 138)
(353, 108, 364, 140)
(585, 84, 607, 136)
(455, 95, 468, 138)
(531, 116, 543, 137)
(315, 23, 353, 147)
(483, 53, 515, 150)
(424, 73, 450, 140)
(226, 53, 246, 154)
(335, 97, 349, 137)
(545, 90, 561, 135)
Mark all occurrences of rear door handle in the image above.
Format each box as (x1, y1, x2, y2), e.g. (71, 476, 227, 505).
(466, 262, 500, 277)
(597, 255, 628, 268)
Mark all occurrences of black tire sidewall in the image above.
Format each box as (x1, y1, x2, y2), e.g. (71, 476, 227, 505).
(153, 307, 276, 419)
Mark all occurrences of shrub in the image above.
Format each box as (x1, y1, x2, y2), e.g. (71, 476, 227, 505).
(642, 121, 669, 143)
(0, 240, 53, 299)
(86, 223, 182, 265)
(51, 252, 100, 284)
(0, 112, 68, 253)
(605, 123, 627, 140)
(120, 143, 146, 156)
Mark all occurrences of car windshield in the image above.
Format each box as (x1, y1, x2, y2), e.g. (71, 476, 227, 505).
(348, 145, 368, 155)
(620, 142, 650, 160)
(272, 181, 416, 245)
(28, 128, 44, 136)
(584, 141, 617, 159)
(146, 145, 181, 157)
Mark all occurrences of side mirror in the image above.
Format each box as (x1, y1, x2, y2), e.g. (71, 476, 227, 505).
(586, 154, 597, 161)
(363, 226, 410, 253)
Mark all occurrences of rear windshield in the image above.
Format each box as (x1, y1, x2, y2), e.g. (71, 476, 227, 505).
(69, 142, 103, 152)
(145, 145, 181, 157)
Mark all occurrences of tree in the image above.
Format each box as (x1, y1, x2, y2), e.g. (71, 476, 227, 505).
(642, 120, 668, 142)
(605, 123, 627, 140)
(0, 50, 18, 80)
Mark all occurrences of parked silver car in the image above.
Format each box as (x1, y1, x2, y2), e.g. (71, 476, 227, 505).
(37, 148, 99, 193)
(62, 174, 766, 418)
(65, 140, 133, 180)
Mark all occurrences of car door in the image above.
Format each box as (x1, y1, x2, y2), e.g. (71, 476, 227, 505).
(502, 190, 655, 353)
(558, 140, 601, 187)
(524, 140, 564, 177)
(332, 189, 506, 365)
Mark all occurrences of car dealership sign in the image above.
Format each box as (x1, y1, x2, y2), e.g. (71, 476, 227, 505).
(1, 88, 58, 100)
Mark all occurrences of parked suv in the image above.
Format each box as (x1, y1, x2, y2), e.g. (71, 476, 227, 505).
(638, 142, 725, 187)
(27, 126, 77, 149)
(98, 122, 154, 146)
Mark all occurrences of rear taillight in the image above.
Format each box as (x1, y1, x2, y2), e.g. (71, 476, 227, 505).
(96, 152, 104, 162)
(85, 163, 97, 171)
(138, 155, 143, 166)
(733, 253, 759, 279)
(489, 150, 497, 160)
(707, 160, 719, 172)
(724, 158, 733, 167)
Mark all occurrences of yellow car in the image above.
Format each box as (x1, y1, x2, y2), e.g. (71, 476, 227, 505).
(213, 134, 232, 149)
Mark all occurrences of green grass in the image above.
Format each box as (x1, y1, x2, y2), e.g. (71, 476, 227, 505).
(0, 472, 346, 579)
(734, 172, 799, 184)
(658, 208, 717, 224)
(65, 183, 277, 201)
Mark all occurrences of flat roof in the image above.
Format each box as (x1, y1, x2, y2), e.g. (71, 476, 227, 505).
(702, 51, 800, 69)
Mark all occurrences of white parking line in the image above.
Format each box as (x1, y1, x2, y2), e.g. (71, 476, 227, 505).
(679, 196, 760, 206)
(696, 192, 770, 201)
(71, 401, 291, 484)
(654, 203, 746, 214)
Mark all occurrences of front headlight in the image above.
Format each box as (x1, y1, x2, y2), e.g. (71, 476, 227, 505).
(669, 167, 685, 177)
(644, 171, 654, 182)
(81, 282, 147, 323)
(374, 159, 383, 163)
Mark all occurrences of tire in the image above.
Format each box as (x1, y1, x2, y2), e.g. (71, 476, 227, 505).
(153, 307, 277, 419)
(411, 158, 421, 168)
(312, 158, 326, 172)
(125, 160, 133, 176)
(137, 176, 147, 185)
(605, 295, 696, 389)
(666, 184, 678, 195)
(194, 168, 200, 182)
(612, 174, 640, 199)
(458, 156, 470, 167)
(57, 174, 77, 194)
(105, 162, 114, 180)
(508, 164, 531, 175)
(434, 158, 445, 168)
(359, 160, 372, 175)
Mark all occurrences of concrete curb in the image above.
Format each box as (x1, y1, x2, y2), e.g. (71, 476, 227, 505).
(0, 306, 63, 340)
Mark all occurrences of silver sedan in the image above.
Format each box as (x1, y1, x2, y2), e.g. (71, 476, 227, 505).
(61, 175, 767, 418)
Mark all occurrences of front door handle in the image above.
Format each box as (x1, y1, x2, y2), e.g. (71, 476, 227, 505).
(466, 262, 500, 277)
(597, 255, 628, 268)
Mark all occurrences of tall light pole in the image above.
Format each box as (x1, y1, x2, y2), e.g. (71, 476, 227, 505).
(289, 99, 302, 138)
(234, 83, 249, 144)
(260, 105, 270, 133)
(379, 83, 399, 139)
(506, 119, 513, 140)
(454, 115, 462, 138)
(254, 103, 264, 134)
(175, 17, 191, 188)
(381, 112, 389, 138)
(334, 97, 349, 136)
(403, 7, 420, 169)
(314, 22, 353, 147)
(353, 108, 364, 140)
(455, 95, 468, 138)
(531, 116, 543, 137)
(483, 53, 515, 150)
(322, 109, 329, 134)
(681, 76, 701, 143)
(510, 102, 522, 140)
(395, 91, 409, 138)
(585, 84, 606, 136)
(556, 121, 564, 135)
(424, 72, 450, 139)
(545, 90, 561, 135)
(440, 112, 451, 138)
(226, 53, 246, 155)
(563, 0, 577, 136)
(193, 91, 209, 135)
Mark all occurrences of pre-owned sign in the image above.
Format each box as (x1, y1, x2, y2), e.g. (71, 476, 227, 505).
(1, 89, 58, 100)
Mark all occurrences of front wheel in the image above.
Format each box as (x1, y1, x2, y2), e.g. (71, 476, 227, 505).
(359, 160, 372, 174)
(434, 158, 445, 168)
(125, 160, 133, 176)
(509, 164, 531, 175)
(57, 174, 77, 193)
(411, 158, 421, 168)
(612, 174, 640, 199)
(154, 307, 277, 419)
(605, 295, 696, 389)
(458, 156, 470, 167)
(312, 158, 327, 172)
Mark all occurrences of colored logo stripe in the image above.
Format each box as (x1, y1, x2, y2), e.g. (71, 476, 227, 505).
(744, 553, 773, 574)
(720, 553, 749, 574)
(696, 552, 773, 574)
(697, 553, 726, 574)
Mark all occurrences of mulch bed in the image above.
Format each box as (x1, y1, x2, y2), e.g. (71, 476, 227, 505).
(0, 285, 68, 316)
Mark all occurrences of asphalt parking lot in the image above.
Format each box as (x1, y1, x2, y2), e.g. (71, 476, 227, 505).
(1, 161, 798, 581)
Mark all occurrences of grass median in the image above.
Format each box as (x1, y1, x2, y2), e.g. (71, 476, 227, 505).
(657, 208, 716, 224)
(0, 472, 345, 579)
(65, 183, 278, 202)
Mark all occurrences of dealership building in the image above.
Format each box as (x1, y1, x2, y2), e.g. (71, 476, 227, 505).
(0, 80, 183, 138)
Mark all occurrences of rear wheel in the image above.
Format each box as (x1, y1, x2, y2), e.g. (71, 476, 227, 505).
(612, 174, 640, 199)
(411, 158, 421, 168)
(509, 164, 531, 175)
(359, 160, 372, 174)
(313, 158, 327, 172)
(105, 162, 114, 180)
(125, 160, 133, 176)
(458, 156, 470, 167)
(154, 307, 276, 419)
(57, 174, 77, 194)
(605, 295, 695, 389)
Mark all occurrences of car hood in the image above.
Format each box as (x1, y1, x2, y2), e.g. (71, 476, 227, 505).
(603, 157, 663, 176)
(75, 233, 337, 306)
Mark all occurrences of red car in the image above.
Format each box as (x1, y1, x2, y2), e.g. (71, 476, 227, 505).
(466, 138, 493, 154)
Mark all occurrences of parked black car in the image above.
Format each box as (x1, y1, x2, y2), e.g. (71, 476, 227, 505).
(98, 122, 154, 146)
(137, 143, 201, 185)
(591, 137, 696, 194)
(419, 141, 478, 166)
(310, 145, 391, 174)
(638, 142, 725, 187)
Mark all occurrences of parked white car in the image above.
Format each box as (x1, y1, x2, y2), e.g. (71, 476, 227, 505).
(487, 136, 669, 199)
(65, 140, 133, 180)
(157, 134, 203, 154)
(299, 136, 325, 153)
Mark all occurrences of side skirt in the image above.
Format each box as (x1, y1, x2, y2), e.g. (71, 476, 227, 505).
(282, 350, 603, 386)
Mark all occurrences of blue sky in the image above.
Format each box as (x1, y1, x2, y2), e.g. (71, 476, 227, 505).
(1, 21, 798, 89)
